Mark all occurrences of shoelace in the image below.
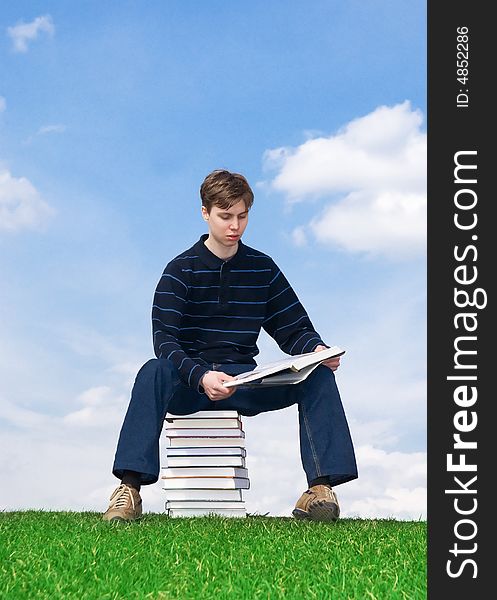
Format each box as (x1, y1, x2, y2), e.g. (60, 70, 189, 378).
(308, 486, 336, 501)
(112, 484, 135, 509)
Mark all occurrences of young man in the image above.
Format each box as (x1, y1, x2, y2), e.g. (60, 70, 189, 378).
(104, 169, 357, 522)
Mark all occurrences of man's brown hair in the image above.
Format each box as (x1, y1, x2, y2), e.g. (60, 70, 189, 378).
(200, 170, 254, 213)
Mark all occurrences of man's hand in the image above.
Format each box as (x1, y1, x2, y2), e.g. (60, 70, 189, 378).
(314, 344, 341, 371)
(201, 371, 237, 401)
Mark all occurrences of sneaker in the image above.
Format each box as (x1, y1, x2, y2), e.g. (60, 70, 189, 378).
(292, 484, 340, 522)
(102, 484, 143, 522)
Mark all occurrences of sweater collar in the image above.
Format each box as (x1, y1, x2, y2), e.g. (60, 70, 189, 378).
(194, 233, 247, 269)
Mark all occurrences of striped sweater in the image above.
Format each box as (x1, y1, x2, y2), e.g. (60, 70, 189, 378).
(152, 234, 326, 391)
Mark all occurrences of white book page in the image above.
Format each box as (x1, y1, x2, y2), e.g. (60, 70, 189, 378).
(223, 346, 344, 388)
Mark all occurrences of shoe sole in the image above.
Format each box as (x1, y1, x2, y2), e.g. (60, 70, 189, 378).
(292, 500, 340, 522)
(103, 514, 142, 523)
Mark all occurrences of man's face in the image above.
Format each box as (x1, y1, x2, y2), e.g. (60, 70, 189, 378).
(202, 199, 249, 248)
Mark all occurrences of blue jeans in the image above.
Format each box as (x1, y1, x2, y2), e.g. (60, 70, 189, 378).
(113, 359, 358, 487)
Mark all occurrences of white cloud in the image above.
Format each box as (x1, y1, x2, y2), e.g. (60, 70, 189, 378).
(0, 399, 51, 429)
(0, 296, 425, 519)
(243, 409, 426, 520)
(7, 15, 55, 53)
(310, 190, 426, 258)
(0, 379, 425, 520)
(0, 169, 55, 232)
(291, 225, 307, 247)
(263, 101, 427, 259)
(37, 124, 66, 135)
(340, 445, 426, 519)
(23, 124, 67, 145)
(0, 389, 426, 519)
(63, 386, 127, 428)
(0, 96, 6, 112)
(58, 325, 145, 369)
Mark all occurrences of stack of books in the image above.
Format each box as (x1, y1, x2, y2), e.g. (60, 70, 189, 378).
(162, 410, 249, 517)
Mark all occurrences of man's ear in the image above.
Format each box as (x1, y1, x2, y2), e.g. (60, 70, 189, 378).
(201, 206, 209, 221)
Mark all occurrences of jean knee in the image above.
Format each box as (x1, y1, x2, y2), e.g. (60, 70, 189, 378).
(298, 365, 337, 403)
(137, 358, 176, 381)
(309, 364, 336, 385)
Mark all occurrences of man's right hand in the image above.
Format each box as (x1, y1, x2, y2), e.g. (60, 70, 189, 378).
(200, 371, 237, 401)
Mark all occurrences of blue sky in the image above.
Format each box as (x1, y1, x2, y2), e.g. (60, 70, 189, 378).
(0, 1, 426, 518)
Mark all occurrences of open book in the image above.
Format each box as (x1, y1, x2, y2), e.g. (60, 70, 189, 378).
(222, 346, 345, 388)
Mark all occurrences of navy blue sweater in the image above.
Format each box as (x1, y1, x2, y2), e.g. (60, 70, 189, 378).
(152, 234, 326, 391)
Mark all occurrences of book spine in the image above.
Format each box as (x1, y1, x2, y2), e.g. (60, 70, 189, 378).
(166, 502, 245, 508)
(163, 489, 243, 501)
(165, 447, 247, 457)
(166, 411, 240, 420)
(165, 429, 245, 438)
(162, 478, 250, 489)
(162, 410, 250, 508)
(163, 467, 249, 478)
(165, 419, 242, 429)
(165, 457, 246, 468)
(167, 438, 246, 447)
(167, 508, 246, 518)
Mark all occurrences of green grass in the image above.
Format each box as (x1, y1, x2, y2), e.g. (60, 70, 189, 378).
(0, 512, 426, 599)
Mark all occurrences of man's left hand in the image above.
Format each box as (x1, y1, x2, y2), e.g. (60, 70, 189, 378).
(314, 344, 341, 371)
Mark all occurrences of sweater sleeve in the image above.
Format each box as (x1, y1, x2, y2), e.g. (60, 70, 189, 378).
(262, 260, 326, 355)
(152, 261, 209, 391)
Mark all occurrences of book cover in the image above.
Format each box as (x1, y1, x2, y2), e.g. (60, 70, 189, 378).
(163, 466, 248, 479)
(162, 477, 250, 490)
